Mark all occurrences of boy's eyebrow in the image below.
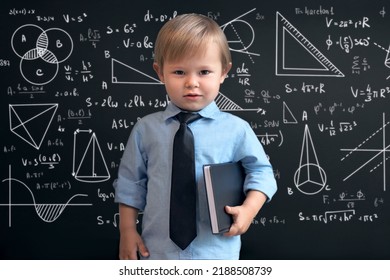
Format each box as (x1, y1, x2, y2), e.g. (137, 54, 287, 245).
(166, 62, 216, 68)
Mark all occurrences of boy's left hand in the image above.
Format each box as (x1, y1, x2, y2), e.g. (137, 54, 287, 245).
(223, 190, 267, 237)
(223, 205, 252, 236)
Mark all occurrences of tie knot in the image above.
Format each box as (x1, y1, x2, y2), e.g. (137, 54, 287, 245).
(176, 112, 201, 124)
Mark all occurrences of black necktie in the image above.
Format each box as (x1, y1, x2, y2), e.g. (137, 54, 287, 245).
(170, 112, 201, 250)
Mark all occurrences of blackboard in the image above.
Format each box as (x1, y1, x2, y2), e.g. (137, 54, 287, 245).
(1, 0, 389, 260)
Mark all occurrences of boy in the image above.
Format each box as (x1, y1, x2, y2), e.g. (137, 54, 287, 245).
(113, 13, 277, 260)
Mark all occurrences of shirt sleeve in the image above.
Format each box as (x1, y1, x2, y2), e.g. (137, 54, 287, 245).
(113, 124, 148, 211)
(235, 122, 278, 201)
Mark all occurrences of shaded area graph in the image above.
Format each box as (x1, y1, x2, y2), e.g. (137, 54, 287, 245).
(340, 113, 389, 191)
(294, 125, 327, 195)
(1, 165, 92, 227)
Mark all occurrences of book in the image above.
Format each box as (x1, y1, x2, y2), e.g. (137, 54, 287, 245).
(203, 162, 246, 234)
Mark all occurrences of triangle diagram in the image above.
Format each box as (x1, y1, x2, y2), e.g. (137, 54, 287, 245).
(283, 101, 298, 124)
(9, 104, 58, 150)
(275, 12, 344, 77)
(111, 58, 163, 85)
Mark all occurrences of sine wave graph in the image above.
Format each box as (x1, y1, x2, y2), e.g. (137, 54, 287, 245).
(1, 165, 92, 227)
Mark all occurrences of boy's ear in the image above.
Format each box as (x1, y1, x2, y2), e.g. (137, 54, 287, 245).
(153, 62, 164, 83)
(220, 62, 232, 84)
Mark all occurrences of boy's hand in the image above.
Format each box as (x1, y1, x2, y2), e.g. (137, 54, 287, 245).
(119, 228, 149, 260)
(223, 190, 267, 237)
(223, 205, 252, 236)
(118, 204, 149, 260)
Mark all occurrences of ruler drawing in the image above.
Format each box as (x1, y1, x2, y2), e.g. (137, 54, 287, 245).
(275, 12, 344, 77)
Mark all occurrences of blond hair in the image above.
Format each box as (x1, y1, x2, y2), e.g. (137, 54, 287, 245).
(154, 13, 231, 70)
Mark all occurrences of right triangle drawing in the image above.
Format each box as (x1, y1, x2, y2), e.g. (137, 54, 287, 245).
(275, 12, 344, 77)
(111, 58, 163, 85)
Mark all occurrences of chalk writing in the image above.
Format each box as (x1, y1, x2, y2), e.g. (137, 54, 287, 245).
(1, 0, 389, 260)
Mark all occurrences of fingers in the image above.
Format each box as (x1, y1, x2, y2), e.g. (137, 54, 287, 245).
(224, 205, 239, 236)
(223, 205, 251, 237)
(119, 243, 149, 260)
(137, 241, 150, 258)
(224, 205, 237, 215)
(119, 234, 149, 260)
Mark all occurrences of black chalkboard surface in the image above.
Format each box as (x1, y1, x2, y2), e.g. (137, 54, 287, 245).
(1, 0, 389, 259)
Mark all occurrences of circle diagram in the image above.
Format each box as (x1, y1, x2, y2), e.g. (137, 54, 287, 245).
(11, 24, 73, 85)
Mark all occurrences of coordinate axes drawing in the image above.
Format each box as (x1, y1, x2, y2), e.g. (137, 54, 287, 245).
(1, 165, 92, 227)
(340, 113, 389, 192)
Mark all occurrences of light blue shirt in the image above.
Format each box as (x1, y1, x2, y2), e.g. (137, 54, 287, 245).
(113, 101, 277, 259)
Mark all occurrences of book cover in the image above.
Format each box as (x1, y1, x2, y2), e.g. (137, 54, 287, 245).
(203, 162, 246, 234)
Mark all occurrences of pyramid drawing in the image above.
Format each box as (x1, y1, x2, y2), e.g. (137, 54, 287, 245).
(9, 104, 58, 150)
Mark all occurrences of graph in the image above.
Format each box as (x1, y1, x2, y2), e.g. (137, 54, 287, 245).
(1, 165, 92, 227)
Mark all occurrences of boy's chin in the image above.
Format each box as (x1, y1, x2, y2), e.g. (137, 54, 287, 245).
(175, 101, 212, 112)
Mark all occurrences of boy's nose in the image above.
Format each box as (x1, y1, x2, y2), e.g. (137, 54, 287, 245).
(185, 75, 199, 88)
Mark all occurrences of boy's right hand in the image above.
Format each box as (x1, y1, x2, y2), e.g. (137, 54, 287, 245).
(119, 229, 149, 260)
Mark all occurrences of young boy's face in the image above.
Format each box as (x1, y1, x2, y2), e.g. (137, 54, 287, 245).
(154, 42, 231, 112)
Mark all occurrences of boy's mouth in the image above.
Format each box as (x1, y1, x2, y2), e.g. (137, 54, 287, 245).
(184, 93, 201, 98)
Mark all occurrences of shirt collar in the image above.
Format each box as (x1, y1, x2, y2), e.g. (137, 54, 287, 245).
(163, 101, 221, 121)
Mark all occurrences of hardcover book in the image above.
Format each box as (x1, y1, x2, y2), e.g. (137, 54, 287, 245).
(203, 162, 246, 234)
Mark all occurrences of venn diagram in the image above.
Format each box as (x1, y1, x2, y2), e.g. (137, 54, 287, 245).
(11, 24, 73, 85)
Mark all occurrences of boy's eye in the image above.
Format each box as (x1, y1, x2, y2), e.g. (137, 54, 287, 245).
(174, 70, 185, 75)
(200, 70, 210, 75)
